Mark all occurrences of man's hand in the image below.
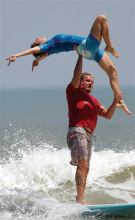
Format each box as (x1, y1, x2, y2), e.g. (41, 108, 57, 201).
(32, 59, 39, 71)
(73, 45, 81, 56)
(113, 91, 123, 105)
(6, 55, 16, 66)
(118, 91, 123, 99)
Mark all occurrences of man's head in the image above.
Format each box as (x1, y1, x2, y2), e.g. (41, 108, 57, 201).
(31, 36, 47, 58)
(80, 72, 94, 93)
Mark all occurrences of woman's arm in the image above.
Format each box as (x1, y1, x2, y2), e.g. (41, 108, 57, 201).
(32, 52, 48, 71)
(6, 46, 40, 66)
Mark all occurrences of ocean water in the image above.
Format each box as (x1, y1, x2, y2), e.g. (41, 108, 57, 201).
(0, 87, 135, 220)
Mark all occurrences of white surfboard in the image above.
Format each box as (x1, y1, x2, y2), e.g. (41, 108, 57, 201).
(82, 203, 135, 217)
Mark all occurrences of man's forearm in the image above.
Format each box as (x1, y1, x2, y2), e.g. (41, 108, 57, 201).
(99, 99, 117, 119)
(74, 54, 83, 79)
(71, 53, 83, 88)
(99, 92, 124, 119)
(104, 100, 117, 119)
(107, 102, 117, 119)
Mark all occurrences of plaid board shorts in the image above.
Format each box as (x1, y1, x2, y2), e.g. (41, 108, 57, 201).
(67, 127, 93, 167)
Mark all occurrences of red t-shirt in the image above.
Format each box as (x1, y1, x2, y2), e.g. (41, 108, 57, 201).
(66, 83, 102, 133)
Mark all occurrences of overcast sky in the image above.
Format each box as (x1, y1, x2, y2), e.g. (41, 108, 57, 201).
(0, 0, 134, 89)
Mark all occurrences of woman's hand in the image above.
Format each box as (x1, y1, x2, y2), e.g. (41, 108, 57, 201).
(32, 53, 48, 71)
(6, 55, 16, 66)
(32, 59, 39, 71)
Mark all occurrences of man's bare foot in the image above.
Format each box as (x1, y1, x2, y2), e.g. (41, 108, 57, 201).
(76, 197, 92, 205)
(116, 100, 132, 115)
(104, 45, 120, 58)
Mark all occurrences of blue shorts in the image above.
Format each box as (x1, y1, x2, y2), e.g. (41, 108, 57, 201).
(77, 34, 104, 63)
(67, 127, 93, 167)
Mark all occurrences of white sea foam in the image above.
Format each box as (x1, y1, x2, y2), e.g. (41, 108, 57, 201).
(87, 149, 135, 203)
(0, 193, 84, 220)
(89, 149, 135, 183)
(0, 143, 135, 219)
(0, 144, 135, 193)
(0, 143, 74, 191)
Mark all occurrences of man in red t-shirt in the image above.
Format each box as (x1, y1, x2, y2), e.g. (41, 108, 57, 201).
(66, 46, 123, 205)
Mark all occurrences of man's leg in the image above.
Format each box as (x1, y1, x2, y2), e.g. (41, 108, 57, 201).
(67, 127, 93, 204)
(98, 53, 131, 115)
(90, 15, 120, 58)
(76, 159, 92, 205)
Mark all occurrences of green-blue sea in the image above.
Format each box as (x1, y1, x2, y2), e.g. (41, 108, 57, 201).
(0, 87, 135, 220)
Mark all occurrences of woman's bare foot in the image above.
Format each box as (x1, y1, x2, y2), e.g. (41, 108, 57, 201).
(104, 45, 120, 58)
(116, 100, 132, 115)
(76, 197, 92, 205)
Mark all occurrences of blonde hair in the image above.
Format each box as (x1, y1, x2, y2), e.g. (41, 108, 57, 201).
(81, 72, 94, 81)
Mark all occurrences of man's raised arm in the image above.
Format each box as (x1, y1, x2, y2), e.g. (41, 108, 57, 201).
(71, 45, 83, 88)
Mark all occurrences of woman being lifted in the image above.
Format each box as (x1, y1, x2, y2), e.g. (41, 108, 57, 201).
(6, 15, 132, 115)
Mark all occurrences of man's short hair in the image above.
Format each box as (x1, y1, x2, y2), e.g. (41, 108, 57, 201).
(81, 72, 94, 81)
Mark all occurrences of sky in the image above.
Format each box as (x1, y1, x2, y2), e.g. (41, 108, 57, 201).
(0, 0, 135, 89)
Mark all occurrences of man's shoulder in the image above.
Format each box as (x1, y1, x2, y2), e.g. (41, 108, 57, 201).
(89, 94, 96, 100)
(89, 94, 102, 106)
(66, 83, 79, 94)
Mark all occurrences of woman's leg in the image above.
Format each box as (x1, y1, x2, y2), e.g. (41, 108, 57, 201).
(90, 15, 120, 58)
(98, 53, 131, 115)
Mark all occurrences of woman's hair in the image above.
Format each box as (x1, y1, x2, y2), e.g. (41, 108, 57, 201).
(81, 72, 94, 81)
(31, 43, 42, 58)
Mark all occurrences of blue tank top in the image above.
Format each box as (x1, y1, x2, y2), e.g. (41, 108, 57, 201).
(38, 34, 85, 55)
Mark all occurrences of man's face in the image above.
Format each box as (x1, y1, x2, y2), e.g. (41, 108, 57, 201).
(80, 75, 94, 93)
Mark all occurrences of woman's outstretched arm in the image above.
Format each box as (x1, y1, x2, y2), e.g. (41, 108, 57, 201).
(6, 46, 40, 66)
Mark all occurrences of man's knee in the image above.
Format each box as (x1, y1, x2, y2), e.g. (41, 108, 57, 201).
(77, 159, 89, 172)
